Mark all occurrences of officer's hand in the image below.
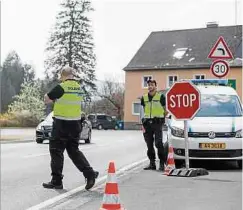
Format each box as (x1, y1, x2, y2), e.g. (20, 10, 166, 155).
(141, 118, 146, 124)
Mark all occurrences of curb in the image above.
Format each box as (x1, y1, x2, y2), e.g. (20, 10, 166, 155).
(0, 139, 35, 144)
(0, 127, 35, 129)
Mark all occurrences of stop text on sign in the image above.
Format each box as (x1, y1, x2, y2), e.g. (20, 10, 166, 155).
(169, 94, 196, 108)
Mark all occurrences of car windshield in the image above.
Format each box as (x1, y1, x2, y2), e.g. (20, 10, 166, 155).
(45, 112, 53, 122)
(88, 115, 95, 120)
(196, 94, 243, 117)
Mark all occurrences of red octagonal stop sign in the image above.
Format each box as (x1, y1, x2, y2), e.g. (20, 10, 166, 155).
(166, 81, 201, 120)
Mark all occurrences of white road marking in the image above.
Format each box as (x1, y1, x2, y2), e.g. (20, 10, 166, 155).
(22, 146, 96, 158)
(26, 158, 147, 210)
(23, 153, 50, 158)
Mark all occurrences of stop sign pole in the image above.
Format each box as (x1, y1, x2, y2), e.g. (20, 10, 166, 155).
(166, 81, 201, 170)
(184, 121, 189, 169)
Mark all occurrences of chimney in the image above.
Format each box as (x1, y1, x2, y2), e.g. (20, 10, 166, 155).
(206, 22, 219, 28)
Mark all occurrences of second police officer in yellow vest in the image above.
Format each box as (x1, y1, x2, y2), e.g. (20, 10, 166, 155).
(141, 79, 167, 171)
(43, 66, 98, 190)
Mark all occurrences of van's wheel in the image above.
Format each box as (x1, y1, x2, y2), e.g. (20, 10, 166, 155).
(237, 160, 242, 169)
(97, 124, 103, 130)
(175, 160, 185, 168)
(164, 141, 169, 159)
(85, 130, 91, 144)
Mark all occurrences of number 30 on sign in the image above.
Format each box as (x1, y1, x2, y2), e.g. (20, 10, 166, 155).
(210, 59, 229, 78)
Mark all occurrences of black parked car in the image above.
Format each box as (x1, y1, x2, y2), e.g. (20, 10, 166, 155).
(87, 113, 118, 130)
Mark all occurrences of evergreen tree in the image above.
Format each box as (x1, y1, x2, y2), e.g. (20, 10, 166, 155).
(23, 63, 35, 82)
(1, 51, 23, 112)
(0, 51, 36, 112)
(45, 0, 96, 95)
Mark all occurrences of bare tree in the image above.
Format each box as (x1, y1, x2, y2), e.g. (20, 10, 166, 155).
(96, 77, 124, 120)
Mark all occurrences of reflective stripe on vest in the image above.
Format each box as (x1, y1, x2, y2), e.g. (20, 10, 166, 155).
(53, 80, 83, 120)
(55, 98, 82, 105)
(144, 92, 164, 118)
(54, 116, 82, 120)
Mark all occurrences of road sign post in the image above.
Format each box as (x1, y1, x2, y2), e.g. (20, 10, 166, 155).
(166, 81, 209, 176)
(184, 120, 189, 169)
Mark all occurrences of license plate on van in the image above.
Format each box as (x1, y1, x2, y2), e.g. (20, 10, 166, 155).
(199, 143, 226, 149)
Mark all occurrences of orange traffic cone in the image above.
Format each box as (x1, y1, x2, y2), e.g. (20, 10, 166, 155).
(100, 161, 125, 210)
(164, 145, 176, 175)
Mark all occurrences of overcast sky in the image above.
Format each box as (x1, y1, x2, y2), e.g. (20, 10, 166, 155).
(1, 0, 242, 82)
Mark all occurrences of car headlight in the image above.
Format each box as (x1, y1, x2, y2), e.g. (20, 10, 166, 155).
(37, 125, 43, 130)
(235, 129, 242, 138)
(171, 127, 184, 138)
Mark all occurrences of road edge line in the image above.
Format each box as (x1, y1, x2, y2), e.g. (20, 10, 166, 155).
(26, 158, 148, 210)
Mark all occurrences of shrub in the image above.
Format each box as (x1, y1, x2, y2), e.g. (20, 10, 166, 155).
(0, 113, 21, 127)
(7, 81, 45, 126)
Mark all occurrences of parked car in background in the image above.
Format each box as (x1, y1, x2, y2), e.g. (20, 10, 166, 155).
(87, 113, 119, 130)
(36, 112, 92, 144)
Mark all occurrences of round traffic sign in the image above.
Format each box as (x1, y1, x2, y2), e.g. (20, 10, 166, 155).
(210, 59, 229, 78)
(166, 81, 201, 120)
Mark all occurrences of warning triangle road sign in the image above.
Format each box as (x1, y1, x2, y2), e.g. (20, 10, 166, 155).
(208, 36, 234, 59)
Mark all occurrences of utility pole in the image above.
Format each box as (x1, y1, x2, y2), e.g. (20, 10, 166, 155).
(235, 0, 237, 25)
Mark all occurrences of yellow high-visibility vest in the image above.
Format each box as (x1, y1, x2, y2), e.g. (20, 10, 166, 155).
(143, 93, 164, 118)
(53, 80, 83, 120)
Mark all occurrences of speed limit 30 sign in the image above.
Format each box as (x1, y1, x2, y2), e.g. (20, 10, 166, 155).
(210, 59, 229, 78)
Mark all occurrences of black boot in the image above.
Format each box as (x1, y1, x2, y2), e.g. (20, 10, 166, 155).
(85, 171, 99, 190)
(144, 161, 156, 170)
(159, 161, 165, 171)
(43, 179, 63, 189)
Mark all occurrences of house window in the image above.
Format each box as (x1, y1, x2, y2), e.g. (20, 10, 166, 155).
(142, 75, 153, 88)
(167, 75, 178, 87)
(132, 102, 141, 115)
(194, 75, 205, 79)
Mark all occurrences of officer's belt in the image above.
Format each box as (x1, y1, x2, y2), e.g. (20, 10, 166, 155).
(144, 117, 164, 124)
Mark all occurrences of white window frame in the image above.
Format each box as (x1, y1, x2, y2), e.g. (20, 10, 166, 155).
(194, 74, 206, 80)
(167, 75, 178, 88)
(142, 75, 153, 88)
(132, 102, 141, 116)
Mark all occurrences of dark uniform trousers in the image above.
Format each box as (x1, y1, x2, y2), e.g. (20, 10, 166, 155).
(143, 118, 166, 163)
(50, 118, 94, 181)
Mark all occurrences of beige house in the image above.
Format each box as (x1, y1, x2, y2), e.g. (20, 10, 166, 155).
(123, 24, 242, 129)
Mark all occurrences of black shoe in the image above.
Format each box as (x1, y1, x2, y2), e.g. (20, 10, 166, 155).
(144, 162, 156, 170)
(85, 171, 99, 190)
(42, 181, 63, 189)
(159, 162, 165, 171)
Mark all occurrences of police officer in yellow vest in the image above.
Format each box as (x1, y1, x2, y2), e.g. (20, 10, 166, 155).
(43, 66, 98, 190)
(141, 79, 166, 171)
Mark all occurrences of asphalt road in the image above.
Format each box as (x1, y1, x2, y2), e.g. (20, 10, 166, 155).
(1, 130, 242, 210)
(1, 130, 149, 210)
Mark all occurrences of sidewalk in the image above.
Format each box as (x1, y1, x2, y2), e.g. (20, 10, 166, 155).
(0, 128, 35, 141)
(72, 163, 241, 210)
